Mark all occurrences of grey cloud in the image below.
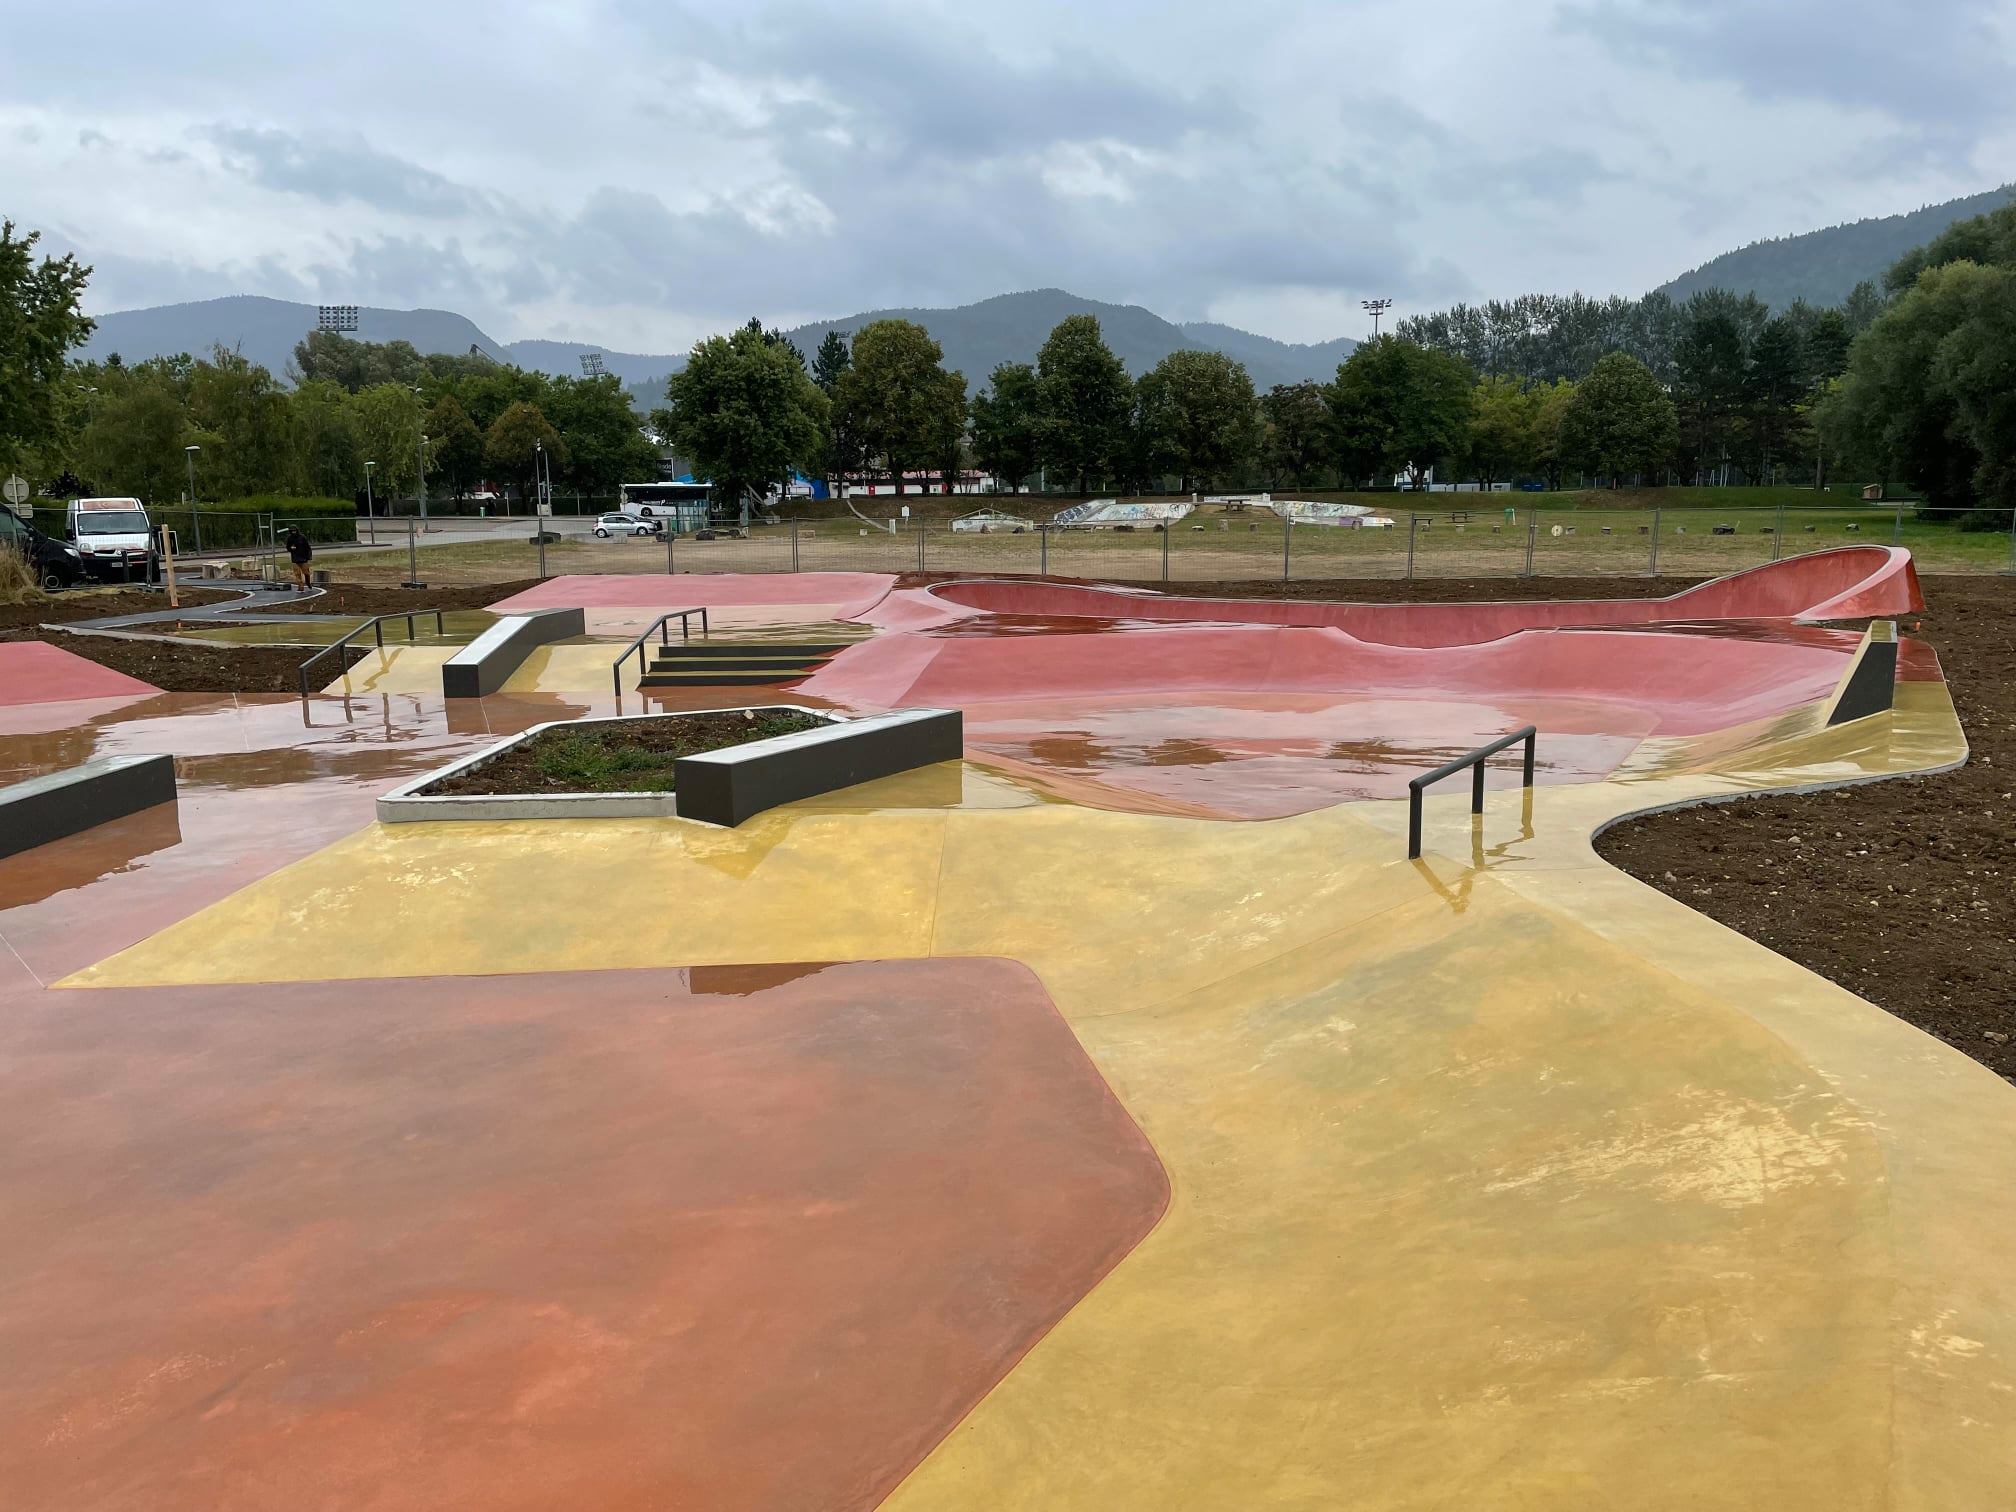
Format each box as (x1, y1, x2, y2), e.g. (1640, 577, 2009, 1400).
(201, 124, 502, 219)
(1565, 0, 2013, 152)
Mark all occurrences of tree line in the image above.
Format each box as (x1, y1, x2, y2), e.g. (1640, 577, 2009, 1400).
(5, 201, 2015, 525)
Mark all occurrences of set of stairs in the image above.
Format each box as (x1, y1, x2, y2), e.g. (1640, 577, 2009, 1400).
(637, 640, 849, 689)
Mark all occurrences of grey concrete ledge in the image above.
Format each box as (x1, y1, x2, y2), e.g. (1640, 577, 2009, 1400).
(375, 706, 848, 825)
(0, 754, 178, 860)
(442, 608, 586, 698)
(675, 708, 963, 827)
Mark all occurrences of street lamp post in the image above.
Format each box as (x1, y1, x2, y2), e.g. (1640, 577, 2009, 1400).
(364, 460, 377, 546)
(411, 386, 429, 529)
(183, 444, 202, 553)
(1362, 298, 1394, 340)
(533, 439, 549, 579)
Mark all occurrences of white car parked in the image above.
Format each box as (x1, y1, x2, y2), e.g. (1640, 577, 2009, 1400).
(593, 512, 663, 538)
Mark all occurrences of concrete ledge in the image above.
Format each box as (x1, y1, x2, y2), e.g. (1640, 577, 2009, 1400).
(1824, 621, 1899, 726)
(442, 608, 586, 698)
(675, 708, 964, 827)
(0, 754, 177, 860)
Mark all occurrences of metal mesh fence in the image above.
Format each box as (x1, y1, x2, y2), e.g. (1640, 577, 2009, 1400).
(184, 502, 2016, 591)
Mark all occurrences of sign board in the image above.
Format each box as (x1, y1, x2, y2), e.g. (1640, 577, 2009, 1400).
(2, 475, 28, 510)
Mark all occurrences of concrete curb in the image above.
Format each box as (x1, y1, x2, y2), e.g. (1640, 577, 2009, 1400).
(0, 754, 177, 860)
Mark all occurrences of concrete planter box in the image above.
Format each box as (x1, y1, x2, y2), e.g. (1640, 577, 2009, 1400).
(442, 608, 585, 697)
(376, 706, 961, 827)
(0, 753, 177, 860)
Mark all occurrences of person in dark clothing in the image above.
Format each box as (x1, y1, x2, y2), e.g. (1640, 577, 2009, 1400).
(284, 527, 313, 591)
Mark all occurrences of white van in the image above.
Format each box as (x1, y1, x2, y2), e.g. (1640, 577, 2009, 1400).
(67, 497, 155, 580)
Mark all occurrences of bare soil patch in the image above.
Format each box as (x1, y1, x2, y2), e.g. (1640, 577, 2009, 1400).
(0, 627, 367, 694)
(426, 710, 828, 796)
(249, 579, 544, 617)
(1596, 575, 2014, 1082)
(0, 585, 236, 633)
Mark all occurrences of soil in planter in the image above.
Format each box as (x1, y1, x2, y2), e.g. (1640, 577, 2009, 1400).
(428, 710, 829, 796)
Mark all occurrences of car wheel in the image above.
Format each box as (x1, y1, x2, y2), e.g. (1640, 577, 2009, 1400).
(633, 527, 649, 537)
(595, 527, 610, 538)
(39, 569, 66, 592)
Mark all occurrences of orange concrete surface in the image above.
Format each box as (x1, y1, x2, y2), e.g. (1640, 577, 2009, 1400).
(0, 958, 1166, 1512)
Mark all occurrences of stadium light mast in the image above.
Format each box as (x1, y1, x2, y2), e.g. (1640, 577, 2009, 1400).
(579, 353, 606, 378)
(1362, 298, 1394, 339)
(316, 305, 360, 335)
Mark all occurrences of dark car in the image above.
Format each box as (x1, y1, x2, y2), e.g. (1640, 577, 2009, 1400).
(0, 503, 85, 590)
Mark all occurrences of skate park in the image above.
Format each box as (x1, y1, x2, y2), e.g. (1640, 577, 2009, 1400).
(1, 545, 2011, 1511)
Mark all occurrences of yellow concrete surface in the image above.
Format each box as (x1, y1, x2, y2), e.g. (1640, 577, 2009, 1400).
(57, 681, 2014, 1509)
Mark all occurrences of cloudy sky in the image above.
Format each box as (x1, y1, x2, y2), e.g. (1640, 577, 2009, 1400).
(5, 0, 2012, 351)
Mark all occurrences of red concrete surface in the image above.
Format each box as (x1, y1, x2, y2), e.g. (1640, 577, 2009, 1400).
(0, 958, 1169, 1512)
(894, 546, 1921, 648)
(0, 642, 157, 706)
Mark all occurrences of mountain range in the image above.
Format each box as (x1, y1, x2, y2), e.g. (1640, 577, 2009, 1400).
(72, 181, 2016, 400)
(75, 290, 1361, 402)
(1655, 182, 2016, 309)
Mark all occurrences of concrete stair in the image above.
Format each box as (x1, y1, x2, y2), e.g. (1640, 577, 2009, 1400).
(639, 641, 848, 688)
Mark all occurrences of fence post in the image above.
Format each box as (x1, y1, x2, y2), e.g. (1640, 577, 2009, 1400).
(1648, 507, 1661, 575)
(1281, 516, 1291, 582)
(790, 519, 800, 572)
(536, 520, 547, 580)
(2004, 508, 2016, 577)
(1405, 514, 1418, 580)
(1521, 510, 1537, 577)
(1892, 500, 1904, 544)
(192, 510, 203, 555)
(666, 527, 675, 575)
(1040, 523, 1049, 577)
(402, 517, 422, 588)
(916, 523, 926, 573)
(1772, 501, 1785, 560)
(1161, 522, 1170, 583)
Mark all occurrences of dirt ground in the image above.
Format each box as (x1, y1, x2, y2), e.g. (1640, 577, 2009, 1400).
(428, 710, 826, 795)
(251, 579, 545, 616)
(0, 626, 366, 693)
(0, 585, 236, 632)
(1597, 574, 2014, 1082)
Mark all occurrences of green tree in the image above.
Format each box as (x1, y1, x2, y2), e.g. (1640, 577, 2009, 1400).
(290, 330, 428, 392)
(484, 401, 565, 510)
(1742, 316, 1806, 481)
(970, 362, 1043, 493)
(1465, 375, 1535, 487)
(1822, 258, 2016, 523)
(1035, 315, 1132, 495)
(812, 330, 851, 395)
(346, 384, 426, 497)
(429, 394, 485, 502)
(1135, 349, 1258, 493)
(1885, 201, 2016, 294)
(77, 362, 187, 503)
(656, 323, 825, 515)
(545, 374, 659, 496)
(1673, 307, 1749, 483)
(1557, 352, 1678, 486)
(185, 347, 291, 498)
(1323, 337, 1474, 488)
(286, 380, 361, 500)
(1528, 378, 1576, 489)
(2, 220, 94, 468)
(1259, 381, 1329, 489)
(832, 319, 961, 497)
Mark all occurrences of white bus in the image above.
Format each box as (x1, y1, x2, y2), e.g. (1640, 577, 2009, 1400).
(618, 482, 713, 531)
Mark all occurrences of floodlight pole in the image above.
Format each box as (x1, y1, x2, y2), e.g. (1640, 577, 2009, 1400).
(1362, 298, 1394, 339)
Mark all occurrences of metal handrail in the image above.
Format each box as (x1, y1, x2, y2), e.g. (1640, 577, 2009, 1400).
(297, 609, 447, 697)
(612, 607, 711, 695)
(1406, 726, 1537, 860)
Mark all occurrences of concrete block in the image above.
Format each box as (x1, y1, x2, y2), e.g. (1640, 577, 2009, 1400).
(675, 708, 964, 827)
(442, 608, 586, 697)
(0, 753, 177, 860)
